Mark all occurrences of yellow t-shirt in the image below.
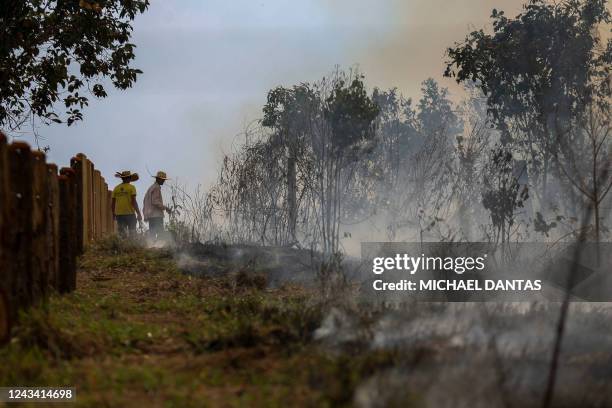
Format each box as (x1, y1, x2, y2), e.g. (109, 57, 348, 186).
(112, 183, 137, 215)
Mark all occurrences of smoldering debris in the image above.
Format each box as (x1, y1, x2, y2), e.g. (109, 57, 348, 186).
(172, 240, 612, 406)
(321, 302, 612, 408)
(176, 242, 325, 287)
(313, 307, 365, 349)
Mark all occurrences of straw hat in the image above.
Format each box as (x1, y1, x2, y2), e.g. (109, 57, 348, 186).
(153, 171, 169, 180)
(115, 170, 139, 182)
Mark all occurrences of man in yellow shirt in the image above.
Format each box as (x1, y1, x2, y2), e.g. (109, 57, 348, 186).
(111, 170, 143, 236)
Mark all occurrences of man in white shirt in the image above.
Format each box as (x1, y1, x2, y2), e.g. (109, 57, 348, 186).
(143, 171, 170, 238)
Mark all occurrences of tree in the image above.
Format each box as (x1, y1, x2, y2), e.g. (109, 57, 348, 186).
(445, 0, 612, 207)
(416, 79, 462, 140)
(358, 79, 462, 242)
(262, 85, 318, 244)
(0, 0, 149, 132)
(482, 145, 529, 244)
(369, 87, 417, 239)
(555, 103, 612, 244)
(409, 79, 462, 241)
(453, 84, 492, 240)
(320, 73, 379, 252)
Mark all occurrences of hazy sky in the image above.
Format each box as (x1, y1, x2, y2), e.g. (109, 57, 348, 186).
(29, 0, 526, 195)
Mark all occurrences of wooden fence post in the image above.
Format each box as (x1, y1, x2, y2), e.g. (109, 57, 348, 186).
(87, 161, 94, 243)
(57, 175, 70, 293)
(94, 170, 103, 239)
(71, 155, 84, 254)
(7, 142, 35, 313)
(99, 179, 104, 237)
(80, 156, 92, 245)
(107, 190, 114, 233)
(100, 180, 108, 236)
(31, 151, 48, 301)
(107, 182, 111, 234)
(0, 133, 10, 342)
(68, 169, 79, 291)
(46, 164, 60, 291)
(58, 168, 77, 293)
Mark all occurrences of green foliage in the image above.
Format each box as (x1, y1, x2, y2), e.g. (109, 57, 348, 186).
(371, 87, 417, 158)
(445, 0, 611, 138)
(324, 75, 380, 155)
(482, 145, 529, 242)
(262, 76, 379, 157)
(416, 78, 462, 137)
(262, 85, 318, 133)
(0, 0, 149, 129)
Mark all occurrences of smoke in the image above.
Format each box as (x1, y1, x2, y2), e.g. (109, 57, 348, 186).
(317, 0, 526, 101)
(314, 301, 612, 407)
(171, 231, 612, 406)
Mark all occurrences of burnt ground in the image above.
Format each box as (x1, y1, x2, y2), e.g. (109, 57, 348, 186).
(2, 237, 612, 407)
(0, 238, 395, 407)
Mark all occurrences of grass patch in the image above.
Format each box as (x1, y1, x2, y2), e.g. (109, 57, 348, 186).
(0, 236, 421, 407)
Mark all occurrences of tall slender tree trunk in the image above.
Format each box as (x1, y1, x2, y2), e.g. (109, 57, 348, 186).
(287, 145, 297, 243)
(542, 154, 550, 207)
(592, 140, 600, 266)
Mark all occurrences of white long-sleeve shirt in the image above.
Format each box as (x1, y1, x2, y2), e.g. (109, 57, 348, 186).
(143, 183, 164, 221)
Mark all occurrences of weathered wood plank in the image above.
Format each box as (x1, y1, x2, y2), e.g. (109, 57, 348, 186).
(31, 151, 48, 301)
(58, 168, 78, 293)
(100, 180, 108, 236)
(107, 190, 114, 233)
(87, 161, 94, 243)
(0, 132, 11, 341)
(46, 164, 60, 291)
(71, 155, 85, 254)
(92, 169, 100, 239)
(7, 142, 35, 312)
(80, 156, 92, 244)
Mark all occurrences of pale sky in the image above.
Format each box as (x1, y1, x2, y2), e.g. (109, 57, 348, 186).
(24, 0, 526, 194)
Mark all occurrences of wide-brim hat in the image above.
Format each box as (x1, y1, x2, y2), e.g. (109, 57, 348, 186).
(115, 170, 139, 182)
(153, 171, 169, 180)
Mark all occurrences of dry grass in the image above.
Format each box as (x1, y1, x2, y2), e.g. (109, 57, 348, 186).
(0, 236, 421, 407)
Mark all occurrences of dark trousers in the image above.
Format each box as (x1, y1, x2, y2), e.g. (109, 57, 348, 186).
(116, 214, 137, 236)
(147, 217, 164, 237)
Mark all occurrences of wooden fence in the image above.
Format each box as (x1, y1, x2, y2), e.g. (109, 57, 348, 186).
(0, 133, 115, 343)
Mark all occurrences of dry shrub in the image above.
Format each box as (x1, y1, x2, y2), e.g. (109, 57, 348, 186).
(234, 270, 267, 290)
